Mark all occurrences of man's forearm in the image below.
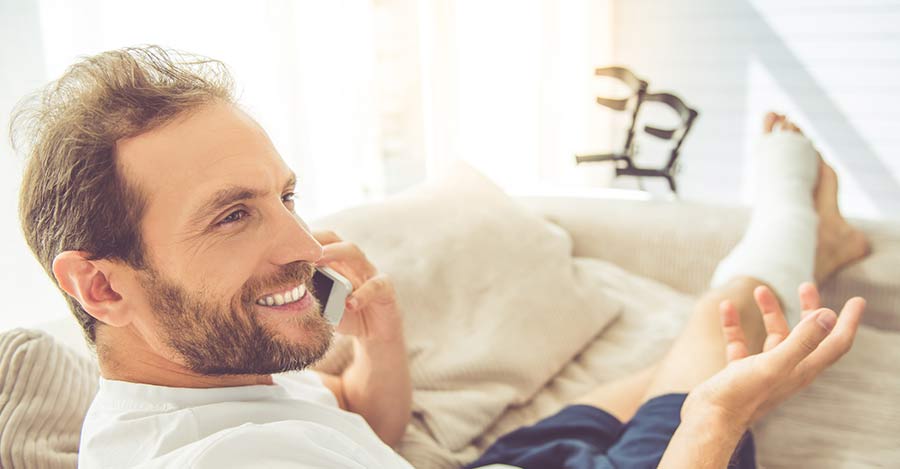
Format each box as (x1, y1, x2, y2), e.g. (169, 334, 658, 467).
(658, 409, 746, 468)
(340, 334, 412, 447)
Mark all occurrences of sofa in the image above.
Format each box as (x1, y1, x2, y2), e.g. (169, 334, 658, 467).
(3, 163, 899, 468)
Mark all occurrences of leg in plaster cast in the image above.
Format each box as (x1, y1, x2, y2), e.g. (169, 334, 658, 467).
(572, 112, 870, 418)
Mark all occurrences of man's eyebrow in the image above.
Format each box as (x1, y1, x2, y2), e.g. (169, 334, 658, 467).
(284, 173, 296, 191)
(188, 173, 297, 227)
(189, 186, 264, 227)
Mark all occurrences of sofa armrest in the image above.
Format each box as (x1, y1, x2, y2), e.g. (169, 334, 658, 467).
(519, 196, 900, 331)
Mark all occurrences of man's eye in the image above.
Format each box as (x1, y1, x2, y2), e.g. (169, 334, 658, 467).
(282, 192, 296, 208)
(217, 209, 248, 226)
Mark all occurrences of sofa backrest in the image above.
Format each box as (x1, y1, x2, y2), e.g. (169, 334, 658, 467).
(520, 196, 900, 331)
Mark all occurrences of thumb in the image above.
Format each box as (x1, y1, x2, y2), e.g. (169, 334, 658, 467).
(772, 308, 837, 371)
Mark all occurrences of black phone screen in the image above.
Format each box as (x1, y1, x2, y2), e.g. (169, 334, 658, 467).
(311, 270, 334, 308)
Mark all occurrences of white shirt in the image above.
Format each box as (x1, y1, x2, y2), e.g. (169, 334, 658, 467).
(78, 370, 415, 468)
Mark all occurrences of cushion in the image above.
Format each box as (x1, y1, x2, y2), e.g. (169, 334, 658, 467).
(312, 162, 622, 456)
(0, 328, 98, 469)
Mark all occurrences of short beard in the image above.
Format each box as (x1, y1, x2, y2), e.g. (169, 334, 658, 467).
(140, 261, 333, 376)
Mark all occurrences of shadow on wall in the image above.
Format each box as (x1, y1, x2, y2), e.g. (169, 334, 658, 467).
(616, 0, 900, 217)
(740, 0, 900, 215)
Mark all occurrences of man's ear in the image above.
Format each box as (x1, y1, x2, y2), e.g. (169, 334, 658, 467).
(52, 251, 132, 327)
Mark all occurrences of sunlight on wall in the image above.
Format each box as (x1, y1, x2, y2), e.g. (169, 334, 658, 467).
(745, 0, 896, 219)
(613, 0, 900, 218)
(419, 0, 615, 194)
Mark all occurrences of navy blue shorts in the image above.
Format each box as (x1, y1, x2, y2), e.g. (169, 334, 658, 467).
(466, 393, 756, 469)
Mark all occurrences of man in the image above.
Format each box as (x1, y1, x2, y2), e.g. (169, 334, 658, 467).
(11, 46, 868, 468)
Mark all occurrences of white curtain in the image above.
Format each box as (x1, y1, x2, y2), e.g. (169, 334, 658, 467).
(413, 0, 617, 192)
(1, 0, 618, 330)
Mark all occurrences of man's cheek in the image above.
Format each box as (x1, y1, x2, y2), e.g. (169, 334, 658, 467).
(211, 249, 263, 286)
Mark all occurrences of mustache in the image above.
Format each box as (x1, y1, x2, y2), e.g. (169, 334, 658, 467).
(240, 261, 315, 305)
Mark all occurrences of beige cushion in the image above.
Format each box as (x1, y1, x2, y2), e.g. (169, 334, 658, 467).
(0, 329, 97, 469)
(312, 162, 622, 455)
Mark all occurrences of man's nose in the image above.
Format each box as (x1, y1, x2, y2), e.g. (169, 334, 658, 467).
(268, 210, 323, 266)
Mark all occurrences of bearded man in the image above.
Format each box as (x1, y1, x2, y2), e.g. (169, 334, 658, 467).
(11, 46, 868, 468)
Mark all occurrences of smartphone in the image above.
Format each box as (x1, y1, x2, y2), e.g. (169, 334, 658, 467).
(311, 266, 353, 326)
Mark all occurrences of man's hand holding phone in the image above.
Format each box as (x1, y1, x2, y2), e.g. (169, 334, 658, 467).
(312, 230, 405, 344)
(310, 230, 411, 447)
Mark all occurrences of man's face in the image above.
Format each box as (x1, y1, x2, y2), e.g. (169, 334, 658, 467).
(115, 102, 331, 375)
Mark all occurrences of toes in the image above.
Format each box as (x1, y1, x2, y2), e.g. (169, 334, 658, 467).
(764, 112, 786, 133)
(763, 112, 806, 135)
(763, 112, 779, 132)
(785, 120, 803, 134)
(773, 114, 805, 135)
(763, 112, 807, 136)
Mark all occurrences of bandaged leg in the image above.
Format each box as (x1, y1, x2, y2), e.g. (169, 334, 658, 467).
(711, 131, 820, 322)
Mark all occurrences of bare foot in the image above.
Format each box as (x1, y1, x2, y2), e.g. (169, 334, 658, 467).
(813, 160, 871, 282)
(762, 112, 870, 282)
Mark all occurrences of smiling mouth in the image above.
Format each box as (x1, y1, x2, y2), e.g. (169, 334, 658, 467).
(255, 283, 308, 307)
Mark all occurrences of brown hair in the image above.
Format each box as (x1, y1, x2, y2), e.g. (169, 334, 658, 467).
(9, 46, 235, 343)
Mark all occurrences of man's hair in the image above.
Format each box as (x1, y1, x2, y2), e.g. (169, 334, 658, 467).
(9, 46, 235, 343)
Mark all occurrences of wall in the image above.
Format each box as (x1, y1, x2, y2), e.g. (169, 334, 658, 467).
(612, 0, 900, 219)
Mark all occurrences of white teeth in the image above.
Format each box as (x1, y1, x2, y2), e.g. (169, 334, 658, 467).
(257, 283, 307, 307)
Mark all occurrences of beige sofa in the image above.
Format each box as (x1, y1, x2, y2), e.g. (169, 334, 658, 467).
(4, 165, 899, 468)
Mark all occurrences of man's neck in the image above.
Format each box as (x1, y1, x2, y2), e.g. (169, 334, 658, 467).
(96, 326, 274, 388)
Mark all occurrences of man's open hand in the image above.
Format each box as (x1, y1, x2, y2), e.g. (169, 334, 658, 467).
(312, 230, 404, 343)
(683, 282, 865, 429)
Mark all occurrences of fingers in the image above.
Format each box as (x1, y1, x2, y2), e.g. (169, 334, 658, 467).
(346, 273, 396, 310)
(754, 286, 790, 352)
(336, 273, 402, 340)
(720, 300, 749, 362)
(800, 297, 866, 372)
(798, 282, 821, 319)
(317, 241, 377, 282)
(771, 308, 837, 371)
(312, 230, 342, 246)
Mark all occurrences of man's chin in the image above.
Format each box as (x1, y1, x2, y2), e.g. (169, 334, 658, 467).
(255, 301, 332, 342)
(172, 313, 334, 377)
(266, 318, 334, 355)
(254, 313, 335, 371)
